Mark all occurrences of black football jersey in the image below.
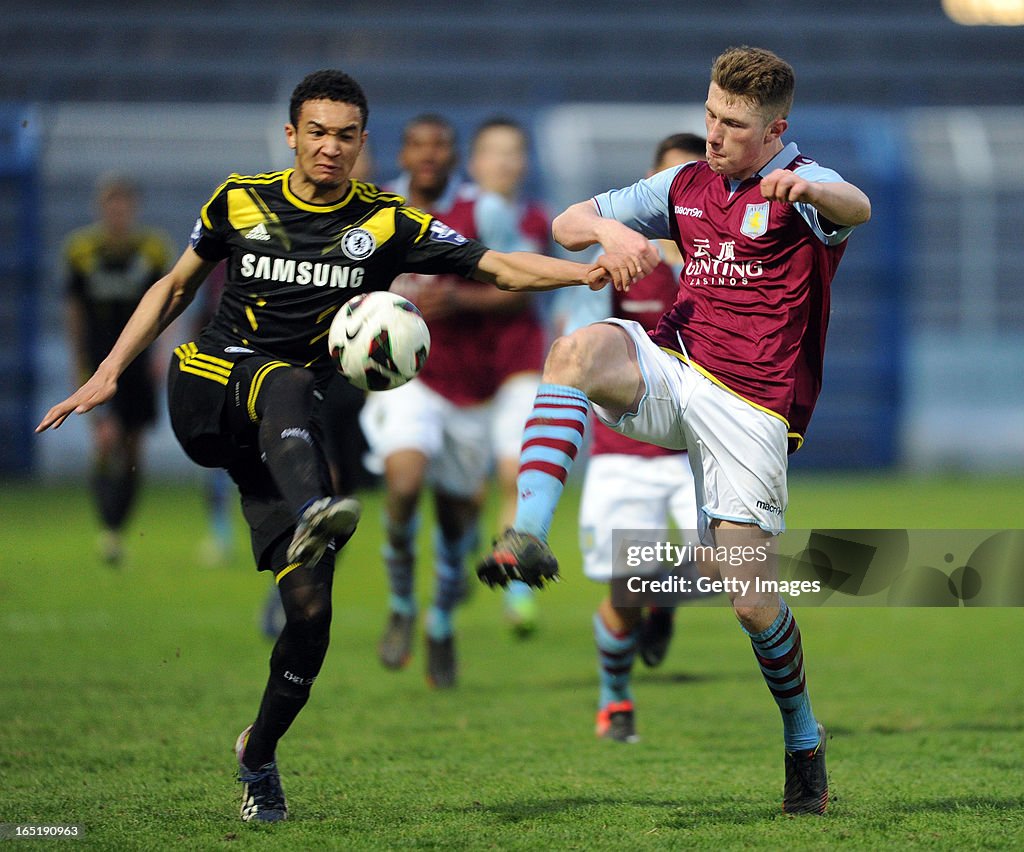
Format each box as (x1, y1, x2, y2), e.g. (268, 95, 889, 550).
(65, 225, 172, 364)
(189, 170, 487, 377)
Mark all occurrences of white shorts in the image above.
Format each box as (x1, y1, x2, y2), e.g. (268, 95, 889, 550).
(579, 452, 698, 582)
(591, 319, 789, 540)
(489, 372, 539, 462)
(359, 379, 492, 497)
(359, 373, 540, 496)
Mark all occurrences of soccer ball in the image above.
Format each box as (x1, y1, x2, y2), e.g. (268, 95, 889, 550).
(329, 291, 430, 391)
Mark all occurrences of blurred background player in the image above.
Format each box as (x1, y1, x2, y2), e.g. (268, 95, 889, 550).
(555, 133, 707, 743)
(62, 173, 172, 565)
(465, 117, 552, 637)
(363, 114, 547, 686)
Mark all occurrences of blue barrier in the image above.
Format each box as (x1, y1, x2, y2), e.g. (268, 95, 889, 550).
(0, 105, 41, 475)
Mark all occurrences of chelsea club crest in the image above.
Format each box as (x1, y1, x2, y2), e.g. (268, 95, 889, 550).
(341, 227, 376, 260)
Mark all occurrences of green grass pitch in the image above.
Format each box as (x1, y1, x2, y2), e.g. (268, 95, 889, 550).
(1, 473, 1022, 849)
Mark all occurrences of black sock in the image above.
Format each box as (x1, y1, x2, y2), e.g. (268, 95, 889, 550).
(243, 557, 334, 769)
(92, 461, 138, 530)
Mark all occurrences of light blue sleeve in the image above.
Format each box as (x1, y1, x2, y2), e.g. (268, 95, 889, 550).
(590, 164, 687, 240)
(558, 284, 613, 336)
(474, 191, 533, 252)
(548, 246, 611, 335)
(792, 162, 856, 246)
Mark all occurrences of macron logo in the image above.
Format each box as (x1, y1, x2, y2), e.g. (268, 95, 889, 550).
(244, 222, 271, 241)
(674, 206, 703, 218)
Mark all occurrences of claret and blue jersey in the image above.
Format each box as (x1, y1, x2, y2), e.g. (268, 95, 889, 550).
(593, 142, 858, 449)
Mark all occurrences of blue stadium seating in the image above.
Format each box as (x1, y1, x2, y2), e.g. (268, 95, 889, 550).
(2, 2, 1021, 107)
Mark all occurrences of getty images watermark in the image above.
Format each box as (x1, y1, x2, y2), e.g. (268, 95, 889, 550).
(610, 529, 1024, 607)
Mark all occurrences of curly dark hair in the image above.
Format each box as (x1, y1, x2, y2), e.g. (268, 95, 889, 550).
(289, 70, 369, 130)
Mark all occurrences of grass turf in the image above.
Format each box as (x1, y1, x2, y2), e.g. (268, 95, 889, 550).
(1, 473, 1022, 849)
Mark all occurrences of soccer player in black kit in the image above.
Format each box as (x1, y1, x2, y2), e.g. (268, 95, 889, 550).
(37, 70, 612, 824)
(62, 174, 172, 565)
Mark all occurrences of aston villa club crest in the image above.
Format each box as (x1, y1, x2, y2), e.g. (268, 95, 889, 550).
(740, 202, 770, 238)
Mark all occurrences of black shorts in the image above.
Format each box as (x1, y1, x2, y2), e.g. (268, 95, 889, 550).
(167, 341, 332, 572)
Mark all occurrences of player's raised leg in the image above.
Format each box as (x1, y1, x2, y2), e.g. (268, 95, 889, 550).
(477, 323, 645, 588)
(492, 377, 543, 636)
(244, 364, 360, 566)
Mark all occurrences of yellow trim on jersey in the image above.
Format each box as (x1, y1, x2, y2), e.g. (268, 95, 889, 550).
(275, 561, 302, 584)
(358, 206, 398, 247)
(316, 305, 338, 324)
(323, 207, 400, 257)
(247, 360, 290, 422)
(200, 171, 288, 230)
(64, 226, 172, 275)
(350, 180, 404, 206)
(174, 342, 231, 385)
(310, 328, 329, 346)
(227, 188, 263, 233)
(245, 306, 258, 331)
(658, 347, 793, 429)
(64, 228, 101, 274)
(281, 168, 356, 212)
(138, 231, 172, 269)
(246, 189, 291, 248)
(398, 206, 432, 241)
(227, 188, 269, 233)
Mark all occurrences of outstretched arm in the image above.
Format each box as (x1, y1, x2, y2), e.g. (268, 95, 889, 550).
(759, 170, 871, 227)
(553, 201, 660, 290)
(412, 277, 531, 322)
(37, 248, 214, 431)
(471, 250, 610, 293)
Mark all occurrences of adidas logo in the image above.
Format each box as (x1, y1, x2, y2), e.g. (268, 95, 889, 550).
(244, 222, 271, 241)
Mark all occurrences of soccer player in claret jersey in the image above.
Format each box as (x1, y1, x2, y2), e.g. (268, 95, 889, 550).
(363, 114, 468, 686)
(478, 47, 871, 814)
(466, 118, 552, 638)
(37, 70, 610, 824)
(557, 133, 707, 744)
(365, 116, 551, 686)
